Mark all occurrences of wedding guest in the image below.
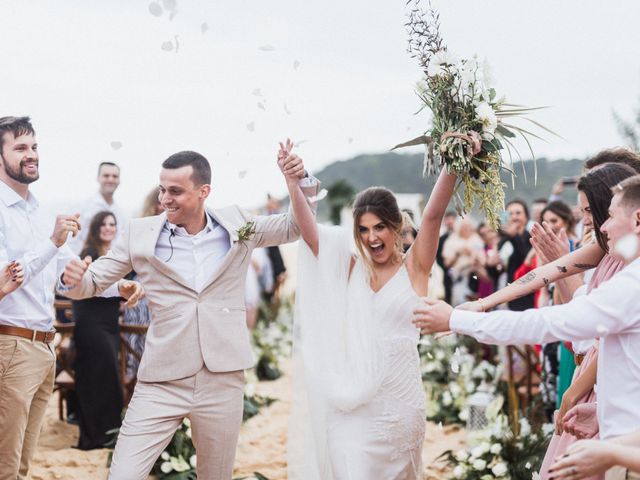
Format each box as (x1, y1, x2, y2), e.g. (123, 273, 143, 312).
(442, 217, 484, 305)
(413, 173, 640, 480)
(549, 431, 640, 479)
(72, 211, 124, 449)
(475, 222, 502, 297)
(68, 162, 128, 254)
(436, 210, 457, 303)
(0, 116, 139, 479)
(530, 197, 548, 227)
(499, 198, 535, 311)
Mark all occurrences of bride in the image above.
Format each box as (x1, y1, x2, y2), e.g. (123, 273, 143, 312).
(278, 140, 457, 479)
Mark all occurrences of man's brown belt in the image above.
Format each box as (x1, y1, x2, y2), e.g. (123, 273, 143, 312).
(0, 325, 56, 343)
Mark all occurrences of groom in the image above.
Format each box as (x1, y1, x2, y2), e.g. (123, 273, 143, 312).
(61, 150, 319, 479)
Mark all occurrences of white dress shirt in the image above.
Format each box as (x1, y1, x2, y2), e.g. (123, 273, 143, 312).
(68, 192, 129, 254)
(154, 213, 230, 293)
(450, 256, 640, 439)
(0, 181, 76, 331)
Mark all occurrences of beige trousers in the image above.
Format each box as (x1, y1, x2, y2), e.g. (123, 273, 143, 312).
(108, 368, 244, 480)
(606, 466, 640, 480)
(0, 335, 55, 480)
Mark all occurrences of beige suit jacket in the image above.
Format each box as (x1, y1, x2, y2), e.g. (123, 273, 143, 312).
(63, 191, 318, 382)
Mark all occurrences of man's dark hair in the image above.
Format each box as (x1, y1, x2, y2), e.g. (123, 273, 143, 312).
(506, 198, 530, 220)
(444, 210, 457, 218)
(0, 116, 35, 152)
(162, 151, 211, 186)
(584, 148, 640, 174)
(532, 198, 548, 205)
(98, 161, 119, 174)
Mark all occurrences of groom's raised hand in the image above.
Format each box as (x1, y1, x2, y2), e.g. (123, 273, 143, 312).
(62, 256, 92, 287)
(412, 297, 453, 334)
(277, 138, 306, 184)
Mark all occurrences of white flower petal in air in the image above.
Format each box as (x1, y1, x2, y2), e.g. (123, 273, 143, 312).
(258, 45, 276, 52)
(294, 139, 308, 147)
(110, 141, 122, 150)
(257, 102, 265, 110)
(283, 103, 291, 115)
(293, 60, 301, 70)
(308, 189, 328, 203)
(149, 2, 163, 17)
(162, 0, 176, 11)
(238, 170, 247, 179)
(252, 88, 262, 97)
(201, 22, 209, 34)
(347, 137, 354, 144)
(174, 35, 180, 53)
(614, 233, 639, 261)
(161, 41, 174, 52)
(246, 122, 255, 132)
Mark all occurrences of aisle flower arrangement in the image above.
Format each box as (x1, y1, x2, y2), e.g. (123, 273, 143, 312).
(394, 0, 555, 228)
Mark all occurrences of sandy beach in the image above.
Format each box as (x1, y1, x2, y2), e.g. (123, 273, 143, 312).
(32, 367, 464, 479)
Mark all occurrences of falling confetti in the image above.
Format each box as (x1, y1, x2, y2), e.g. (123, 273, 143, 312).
(174, 35, 180, 53)
(238, 170, 247, 179)
(596, 324, 610, 335)
(308, 189, 328, 203)
(283, 103, 291, 115)
(294, 140, 308, 147)
(161, 41, 174, 52)
(252, 88, 263, 97)
(201, 22, 209, 34)
(162, 0, 176, 11)
(257, 102, 265, 111)
(148, 2, 163, 17)
(293, 60, 300, 70)
(169, 11, 178, 21)
(347, 137, 354, 144)
(110, 141, 123, 150)
(246, 122, 255, 132)
(258, 45, 276, 52)
(614, 233, 639, 261)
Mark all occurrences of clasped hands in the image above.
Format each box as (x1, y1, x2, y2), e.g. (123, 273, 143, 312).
(277, 138, 306, 184)
(412, 297, 483, 335)
(62, 256, 144, 308)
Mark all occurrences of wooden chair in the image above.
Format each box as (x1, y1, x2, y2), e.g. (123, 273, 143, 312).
(118, 323, 148, 406)
(505, 345, 543, 432)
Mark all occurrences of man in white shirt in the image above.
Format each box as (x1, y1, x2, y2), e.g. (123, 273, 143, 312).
(413, 174, 640, 479)
(68, 161, 128, 254)
(0, 116, 140, 480)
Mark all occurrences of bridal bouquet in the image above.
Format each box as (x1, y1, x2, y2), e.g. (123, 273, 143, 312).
(394, 0, 554, 228)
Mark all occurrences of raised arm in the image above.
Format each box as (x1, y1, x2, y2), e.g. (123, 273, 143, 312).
(407, 169, 457, 274)
(277, 139, 319, 256)
(468, 241, 605, 311)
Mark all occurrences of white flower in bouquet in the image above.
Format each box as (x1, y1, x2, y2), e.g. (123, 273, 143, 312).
(186, 427, 192, 439)
(453, 464, 467, 478)
(161, 451, 170, 461)
(475, 102, 498, 135)
(436, 350, 446, 361)
(490, 443, 502, 455)
(160, 461, 173, 474)
(465, 380, 476, 393)
(449, 382, 463, 398)
(424, 361, 439, 373)
(472, 458, 487, 471)
(427, 49, 457, 77)
(190, 455, 197, 468)
(519, 417, 532, 438)
(492, 462, 508, 477)
(442, 391, 453, 406)
(454, 449, 470, 462)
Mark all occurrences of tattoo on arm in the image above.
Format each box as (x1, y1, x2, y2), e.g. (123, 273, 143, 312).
(516, 271, 537, 285)
(543, 277, 549, 286)
(574, 263, 597, 270)
(556, 266, 568, 273)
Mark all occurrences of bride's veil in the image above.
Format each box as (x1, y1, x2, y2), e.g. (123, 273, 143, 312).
(288, 225, 384, 479)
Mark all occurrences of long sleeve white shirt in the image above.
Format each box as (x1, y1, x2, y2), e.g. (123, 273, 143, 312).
(450, 256, 640, 439)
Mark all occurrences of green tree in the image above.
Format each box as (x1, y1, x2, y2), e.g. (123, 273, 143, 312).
(327, 180, 356, 225)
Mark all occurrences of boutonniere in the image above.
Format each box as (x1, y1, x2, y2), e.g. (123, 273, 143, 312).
(236, 221, 256, 242)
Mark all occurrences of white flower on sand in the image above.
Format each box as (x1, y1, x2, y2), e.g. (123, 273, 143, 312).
(472, 458, 487, 471)
(453, 465, 467, 478)
(490, 443, 502, 455)
(475, 102, 498, 135)
(160, 462, 173, 473)
(458, 408, 470, 422)
(442, 391, 453, 406)
(471, 442, 490, 458)
(492, 462, 508, 477)
(427, 49, 458, 77)
(454, 449, 469, 462)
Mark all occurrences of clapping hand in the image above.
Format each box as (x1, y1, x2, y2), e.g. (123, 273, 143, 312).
(50, 214, 81, 247)
(62, 256, 92, 287)
(530, 222, 570, 265)
(118, 280, 145, 308)
(0, 261, 24, 296)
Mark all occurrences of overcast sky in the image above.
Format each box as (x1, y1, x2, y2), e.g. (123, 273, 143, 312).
(2, 0, 639, 216)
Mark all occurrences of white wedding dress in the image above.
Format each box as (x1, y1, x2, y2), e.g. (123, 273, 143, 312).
(288, 226, 426, 480)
